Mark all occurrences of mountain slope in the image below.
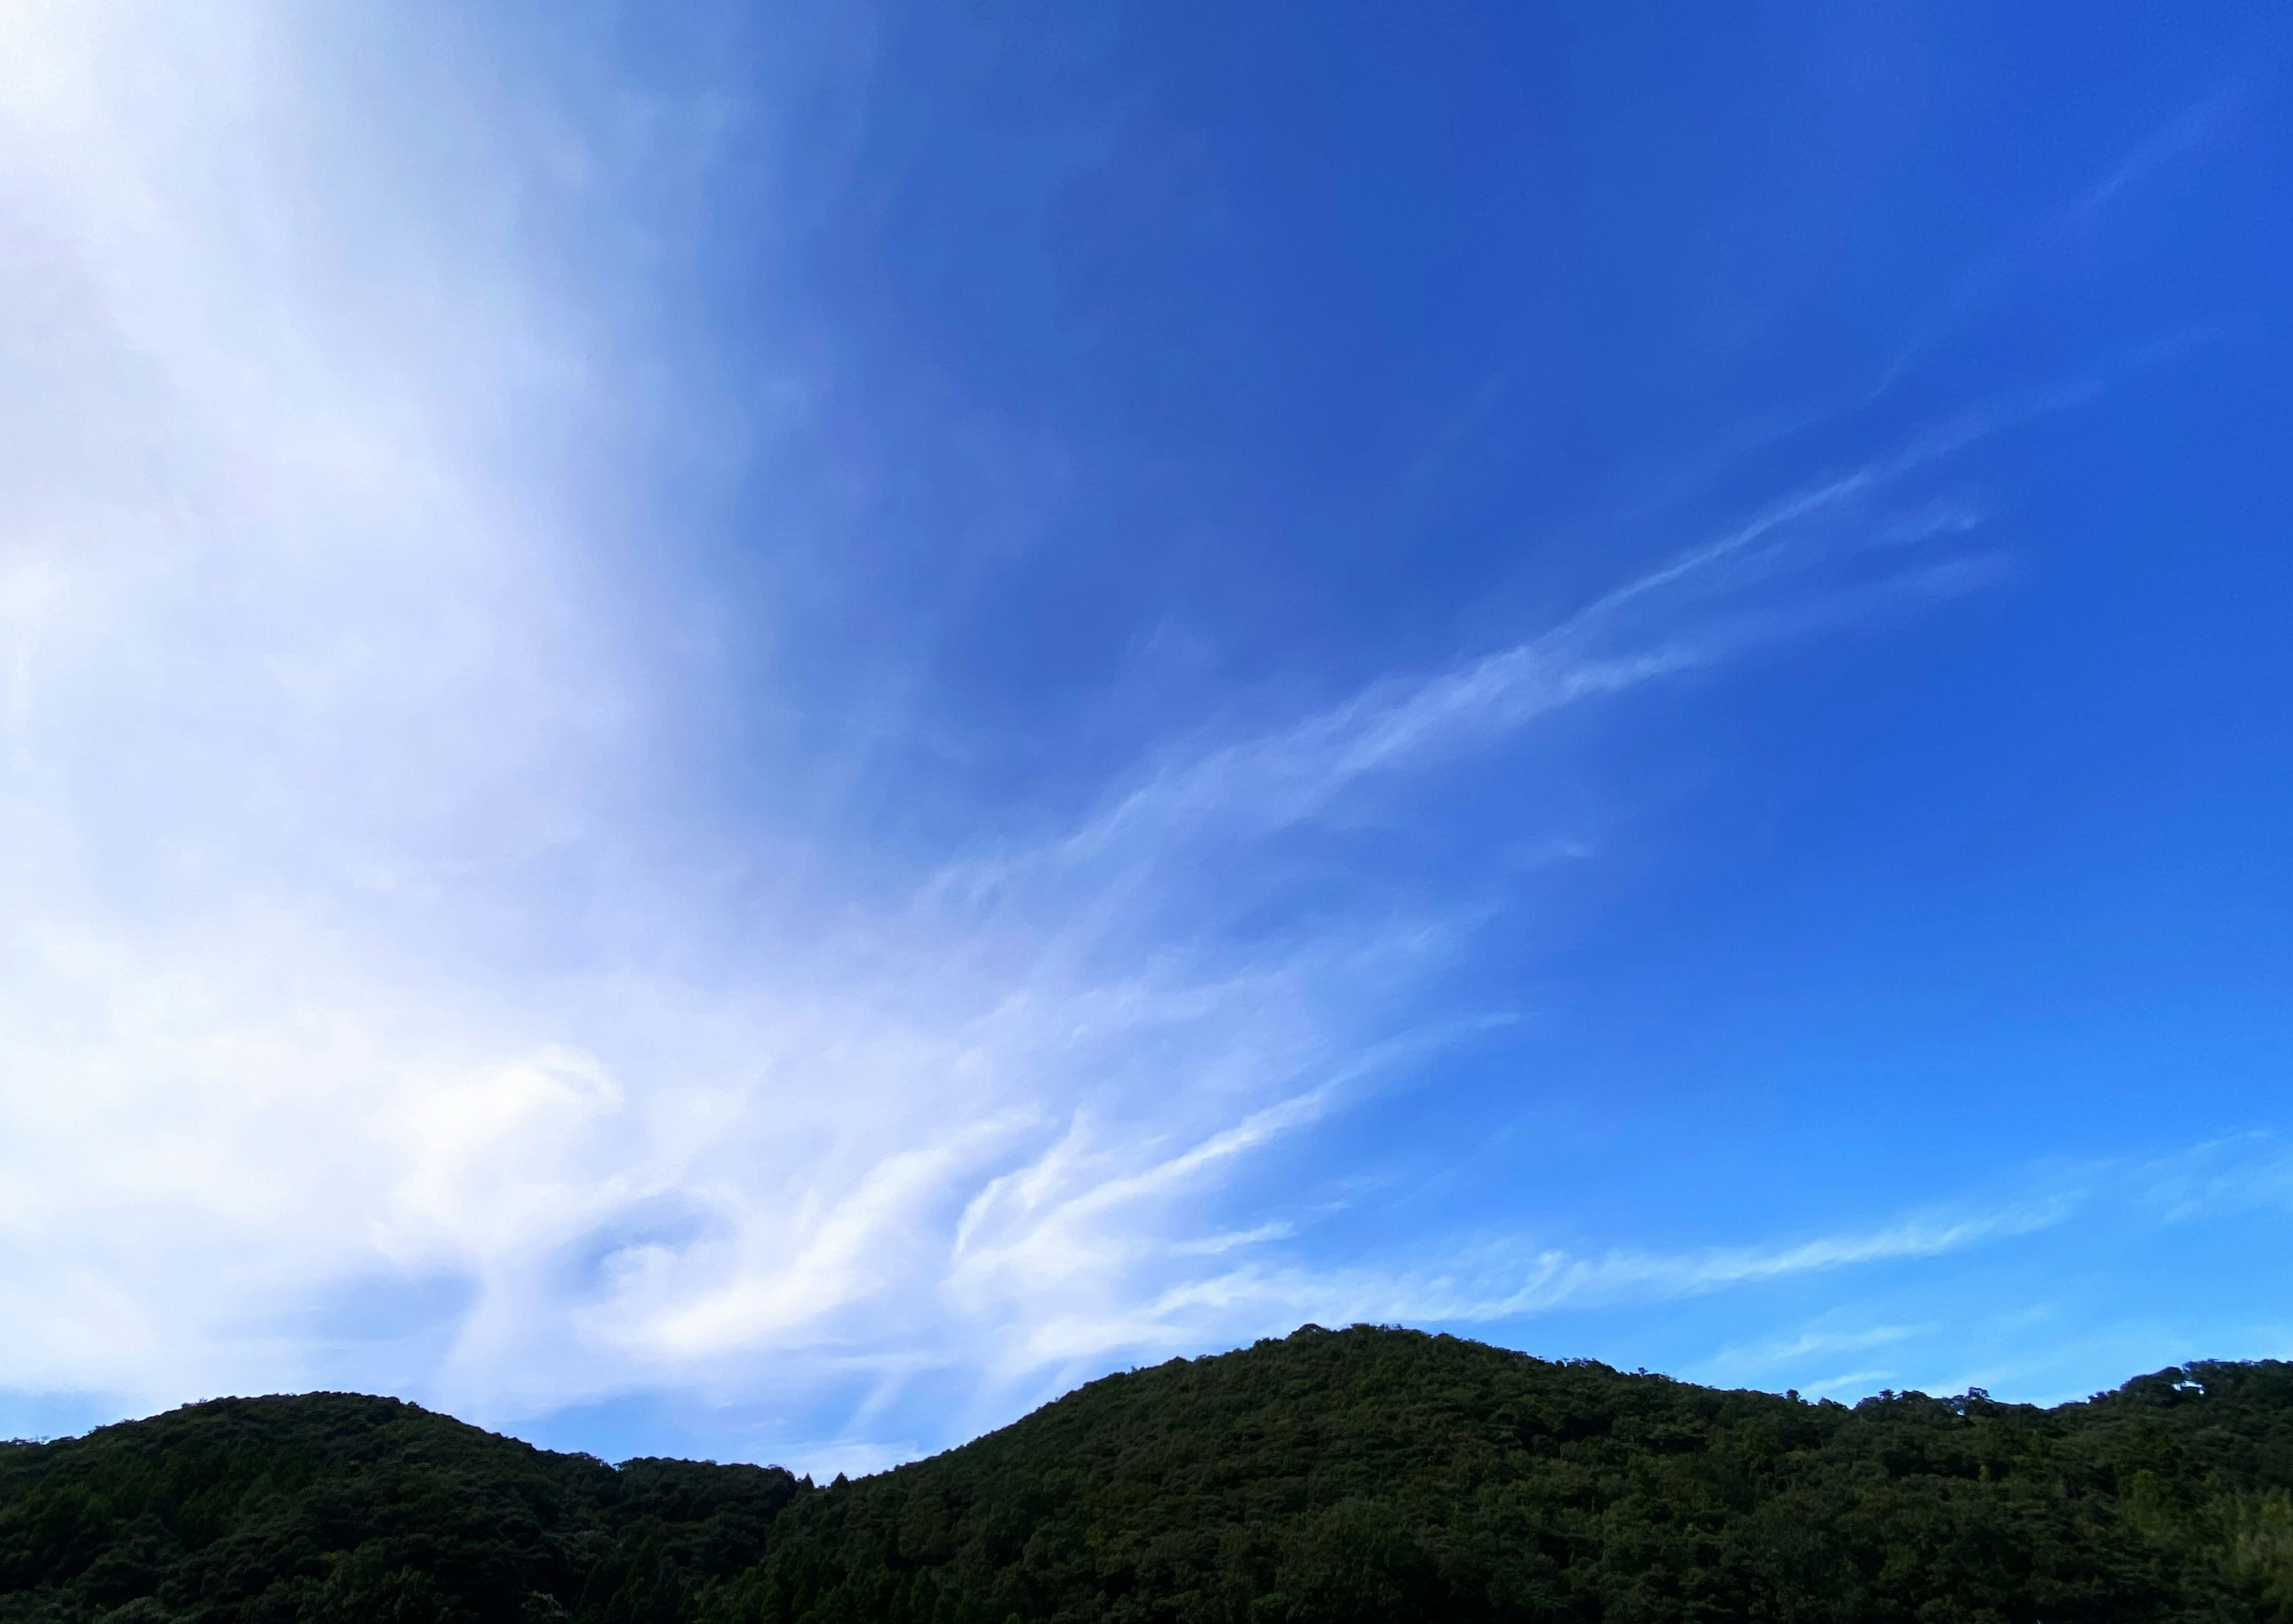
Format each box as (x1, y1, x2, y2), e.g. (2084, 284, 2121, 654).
(0, 1392, 795, 1623)
(714, 1325, 2293, 1623)
(4, 1327, 2291, 1623)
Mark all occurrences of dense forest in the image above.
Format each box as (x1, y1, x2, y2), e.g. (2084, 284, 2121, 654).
(4, 1325, 2291, 1623)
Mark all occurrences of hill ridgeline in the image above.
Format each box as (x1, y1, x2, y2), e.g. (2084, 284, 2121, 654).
(4, 1325, 2290, 1622)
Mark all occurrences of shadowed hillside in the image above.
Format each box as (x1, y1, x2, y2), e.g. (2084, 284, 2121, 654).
(0, 1391, 795, 1624)
(5, 1326, 2291, 1622)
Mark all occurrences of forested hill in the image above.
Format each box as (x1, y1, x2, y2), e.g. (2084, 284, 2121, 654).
(5, 1327, 2292, 1623)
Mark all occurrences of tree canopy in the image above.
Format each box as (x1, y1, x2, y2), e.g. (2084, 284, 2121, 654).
(6, 1326, 2291, 1623)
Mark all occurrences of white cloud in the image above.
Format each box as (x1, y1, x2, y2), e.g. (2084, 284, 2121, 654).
(0, 0, 2073, 1466)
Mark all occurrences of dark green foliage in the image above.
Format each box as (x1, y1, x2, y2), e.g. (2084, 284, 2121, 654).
(0, 1393, 797, 1624)
(705, 1328, 2293, 1623)
(5, 1330, 2291, 1623)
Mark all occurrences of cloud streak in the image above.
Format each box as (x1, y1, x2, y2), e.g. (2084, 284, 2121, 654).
(0, 0, 2205, 1472)
(1877, 81, 2245, 393)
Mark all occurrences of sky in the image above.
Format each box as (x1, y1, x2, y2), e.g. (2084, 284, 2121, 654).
(0, 1, 2288, 1477)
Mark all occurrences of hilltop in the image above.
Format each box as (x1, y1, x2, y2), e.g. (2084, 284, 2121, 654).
(4, 1326, 2291, 1622)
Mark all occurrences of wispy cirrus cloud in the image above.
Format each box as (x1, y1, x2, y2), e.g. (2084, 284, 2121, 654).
(1032, 1180, 2077, 1360)
(1018, 457, 1999, 884)
(1, 0, 2224, 1474)
(1877, 81, 2246, 393)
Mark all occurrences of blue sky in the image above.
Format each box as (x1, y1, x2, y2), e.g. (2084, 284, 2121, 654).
(1, 1, 2288, 1475)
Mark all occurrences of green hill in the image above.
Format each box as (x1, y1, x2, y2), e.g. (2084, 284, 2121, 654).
(0, 1389, 795, 1624)
(5, 1325, 2291, 1622)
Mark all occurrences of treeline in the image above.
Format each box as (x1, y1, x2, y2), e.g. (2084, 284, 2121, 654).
(5, 1325, 2291, 1622)
(0, 1389, 794, 1624)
